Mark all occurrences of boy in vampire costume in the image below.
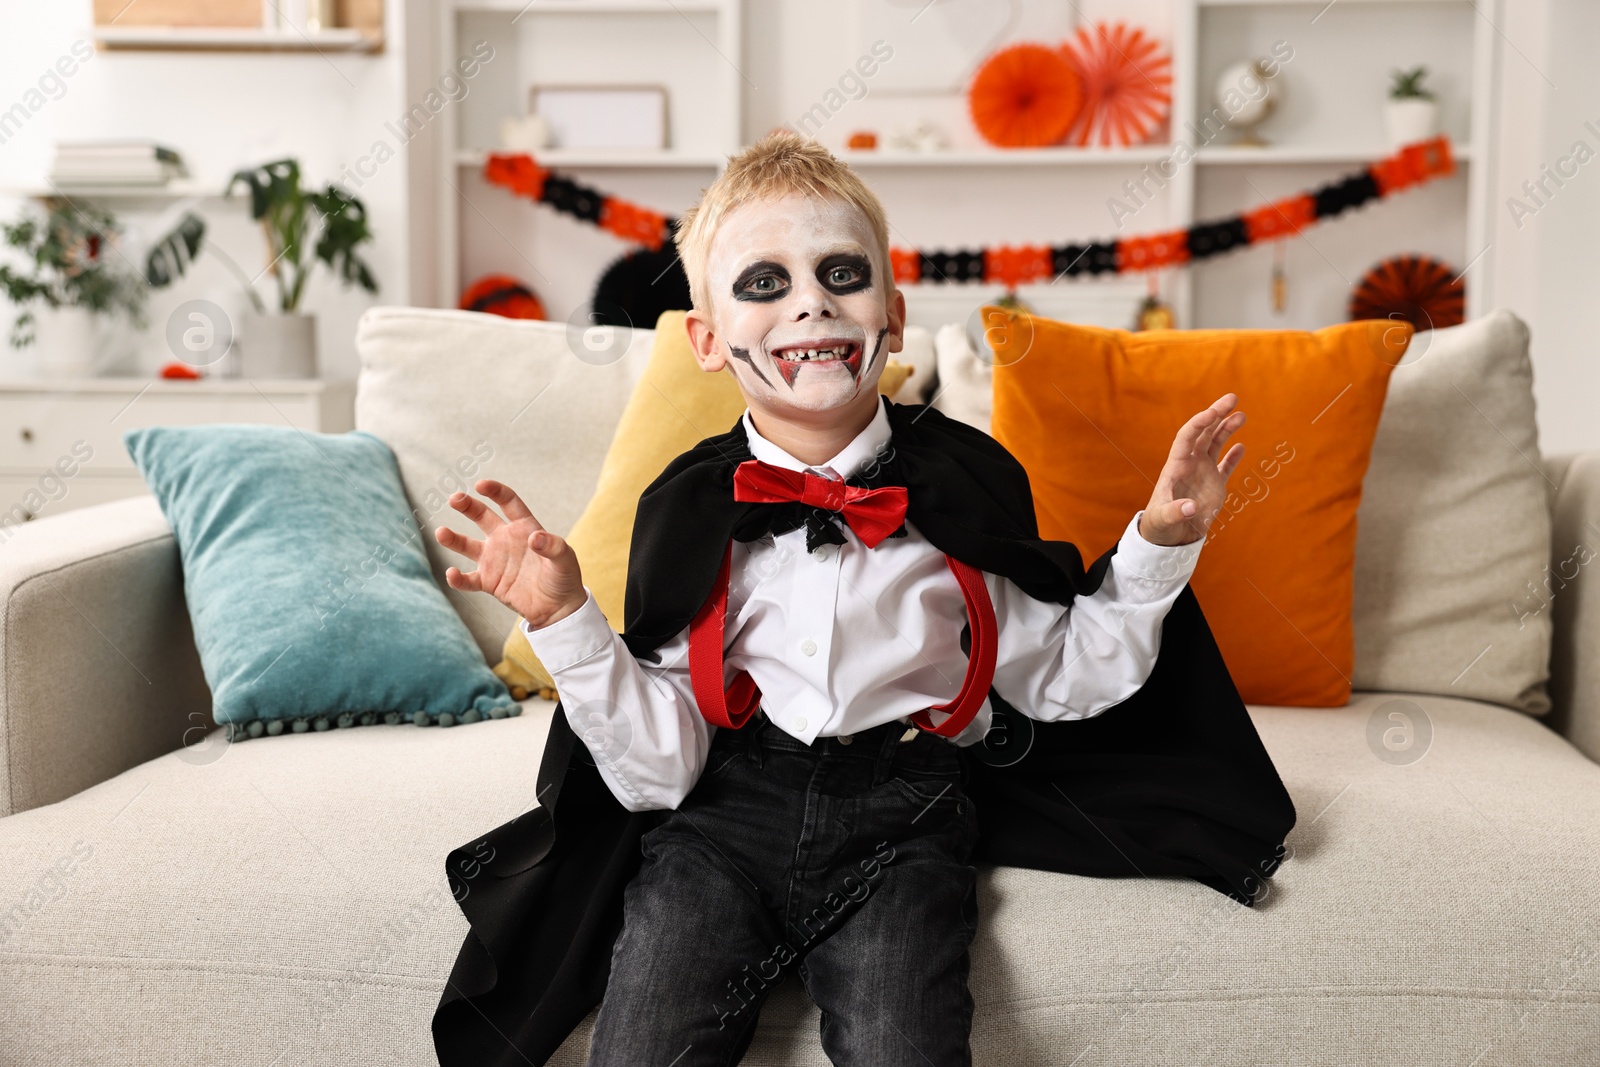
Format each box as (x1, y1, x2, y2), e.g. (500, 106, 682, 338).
(430, 132, 1295, 1066)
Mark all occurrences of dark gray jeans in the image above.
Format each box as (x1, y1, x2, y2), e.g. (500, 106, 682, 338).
(586, 709, 982, 1067)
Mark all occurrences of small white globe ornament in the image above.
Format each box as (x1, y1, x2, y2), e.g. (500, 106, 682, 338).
(1213, 59, 1280, 147)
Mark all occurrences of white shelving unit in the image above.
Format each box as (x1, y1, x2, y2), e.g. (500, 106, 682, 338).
(424, 0, 1498, 332)
(1176, 0, 1496, 327)
(433, 0, 740, 312)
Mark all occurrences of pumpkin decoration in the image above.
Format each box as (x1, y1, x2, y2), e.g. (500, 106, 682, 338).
(459, 274, 547, 320)
(1059, 21, 1172, 148)
(1348, 254, 1465, 331)
(968, 42, 1085, 148)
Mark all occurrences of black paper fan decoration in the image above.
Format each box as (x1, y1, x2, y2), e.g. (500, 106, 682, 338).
(590, 244, 692, 329)
(1348, 254, 1465, 331)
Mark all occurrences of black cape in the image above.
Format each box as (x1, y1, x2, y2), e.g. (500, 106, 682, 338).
(432, 399, 1296, 1066)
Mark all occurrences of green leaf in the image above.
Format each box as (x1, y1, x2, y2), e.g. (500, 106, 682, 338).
(145, 212, 206, 288)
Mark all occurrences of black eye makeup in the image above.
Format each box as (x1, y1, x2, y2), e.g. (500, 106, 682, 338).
(732, 260, 789, 302)
(817, 252, 872, 294)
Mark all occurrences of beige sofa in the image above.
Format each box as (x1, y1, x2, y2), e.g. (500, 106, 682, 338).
(2, 306, 1598, 1065)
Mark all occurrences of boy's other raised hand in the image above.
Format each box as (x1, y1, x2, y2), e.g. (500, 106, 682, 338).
(434, 479, 587, 629)
(1139, 393, 1247, 547)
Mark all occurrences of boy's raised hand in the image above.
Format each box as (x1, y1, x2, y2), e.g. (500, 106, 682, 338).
(434, 479, 587, 629)
(1139, 393, 1247, 547)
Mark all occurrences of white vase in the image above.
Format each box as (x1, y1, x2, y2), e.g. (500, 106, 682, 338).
(242, 311, 318, 378)
(31, 305, 98, 379)
(1384, 98, 1440, 150)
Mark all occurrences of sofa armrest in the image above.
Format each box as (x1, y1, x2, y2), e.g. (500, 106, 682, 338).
(0, 494, 211, 818)
(1543, 451, 1600, 763)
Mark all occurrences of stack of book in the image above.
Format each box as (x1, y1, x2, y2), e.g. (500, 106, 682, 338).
(49, 141, 188, 187)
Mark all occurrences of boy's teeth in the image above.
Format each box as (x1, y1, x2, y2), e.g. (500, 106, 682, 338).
(782, 346, 846, 362)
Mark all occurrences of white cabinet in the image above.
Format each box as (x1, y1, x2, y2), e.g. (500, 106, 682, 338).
(0, 378, 355, 526)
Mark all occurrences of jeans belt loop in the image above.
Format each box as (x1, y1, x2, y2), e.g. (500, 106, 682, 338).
(874, 723, 898, 784)
(748, 709, 766, 771)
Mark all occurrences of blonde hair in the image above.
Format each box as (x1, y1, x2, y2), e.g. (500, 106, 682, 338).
(673, 130, 893, 321)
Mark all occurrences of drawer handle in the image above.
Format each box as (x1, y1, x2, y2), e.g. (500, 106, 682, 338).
(20, 427, 33, 442)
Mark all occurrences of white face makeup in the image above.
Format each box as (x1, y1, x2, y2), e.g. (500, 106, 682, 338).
(700, 192, 896, 415)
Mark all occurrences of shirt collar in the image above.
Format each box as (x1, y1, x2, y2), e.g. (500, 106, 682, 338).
(741, 394, 891, 481)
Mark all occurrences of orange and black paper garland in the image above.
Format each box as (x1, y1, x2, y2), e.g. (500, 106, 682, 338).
(481, 135, 1456, 288)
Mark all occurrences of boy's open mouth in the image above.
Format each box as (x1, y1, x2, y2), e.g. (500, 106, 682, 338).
(768, 340, 863, 388)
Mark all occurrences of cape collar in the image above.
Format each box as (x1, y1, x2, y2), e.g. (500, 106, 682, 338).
(619, 399, 1115, 662)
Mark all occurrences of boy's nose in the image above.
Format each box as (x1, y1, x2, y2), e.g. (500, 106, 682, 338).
(789, 277, 839, 319)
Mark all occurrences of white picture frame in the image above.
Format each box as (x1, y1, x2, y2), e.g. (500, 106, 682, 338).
(528, 85, 669, 151)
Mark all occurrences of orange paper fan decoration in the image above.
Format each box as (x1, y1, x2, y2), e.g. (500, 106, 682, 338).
(1059, 22, 1172, 148)
(1349, 255, 1465, 331)
(968, 42, 1085, 148)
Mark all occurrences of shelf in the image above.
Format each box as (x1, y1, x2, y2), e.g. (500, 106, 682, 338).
(0, 180, 228, 201)
(1194, 144, 1471, 165)
(93, 27, 383, 52)
(451, 143, 1470, 173)
(456, 148, 724, 169)
(835, 146, 1177, 167)
(0, 376, 353, 394)
(1197, 0, 1468, 5)
(454, 0, 723, 12)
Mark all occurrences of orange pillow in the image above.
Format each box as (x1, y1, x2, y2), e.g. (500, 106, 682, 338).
(986, 308, 1410, 707)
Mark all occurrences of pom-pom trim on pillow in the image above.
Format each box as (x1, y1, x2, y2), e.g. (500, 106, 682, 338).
(218, 699, 524, 742)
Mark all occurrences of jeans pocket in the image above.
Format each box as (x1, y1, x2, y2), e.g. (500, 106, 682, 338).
(701, 745, 746, 782)
(887, 771, 965, 812)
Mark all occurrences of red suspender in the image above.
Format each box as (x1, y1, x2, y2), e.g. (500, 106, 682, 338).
(688, 541, 764, 729)
(687, 538, 999, 738)
(909, 554, 998, 737)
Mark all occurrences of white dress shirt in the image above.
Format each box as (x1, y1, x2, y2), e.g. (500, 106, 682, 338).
(521, 394, 1203, 813)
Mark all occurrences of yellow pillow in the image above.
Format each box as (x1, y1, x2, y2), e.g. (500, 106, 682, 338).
(494, 313, 915, 699)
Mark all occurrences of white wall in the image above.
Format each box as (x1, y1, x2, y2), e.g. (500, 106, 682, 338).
(1489, 0, 1600, 457)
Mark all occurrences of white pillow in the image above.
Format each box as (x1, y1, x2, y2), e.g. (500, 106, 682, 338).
(354, 307, 651, 662)
(931, 322, 992, 434)
(889, 325, 937, 405)
(1351, 309, 1552, 715)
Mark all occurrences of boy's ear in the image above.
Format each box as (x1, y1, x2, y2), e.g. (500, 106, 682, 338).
(886, 286, 908, 355)
(683, 308, 725, 372)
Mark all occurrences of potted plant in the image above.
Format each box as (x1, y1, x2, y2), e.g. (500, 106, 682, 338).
(1385, 66, 1440, 150)
(0, 199, 147, 377)
(226, 158, 378, 377)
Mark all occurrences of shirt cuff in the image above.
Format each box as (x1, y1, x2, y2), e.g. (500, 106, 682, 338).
(518, 586, 615, 674)
(1116, 509, 1203, 585)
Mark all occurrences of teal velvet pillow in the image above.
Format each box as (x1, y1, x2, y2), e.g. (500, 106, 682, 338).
(123, 424, 519, 741)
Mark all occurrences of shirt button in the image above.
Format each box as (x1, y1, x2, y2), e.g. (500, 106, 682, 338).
(812, 544, 834, 562)
(800, 639, 818, 656)
(837, 733, 854, 746)
(794, 716, 809, 732)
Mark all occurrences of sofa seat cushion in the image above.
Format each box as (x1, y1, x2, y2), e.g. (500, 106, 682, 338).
(2, 694, 1597, 1065)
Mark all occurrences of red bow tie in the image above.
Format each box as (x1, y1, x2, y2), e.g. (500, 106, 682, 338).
(732, 459, 908, 549)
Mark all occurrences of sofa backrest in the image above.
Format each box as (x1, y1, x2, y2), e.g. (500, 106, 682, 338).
(355, 307, 654, 663)
(354, 305, 1555, 717)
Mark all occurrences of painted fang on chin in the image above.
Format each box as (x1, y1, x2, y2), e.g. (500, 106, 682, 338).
(860, 326, 888, 388)
(726, 344, 773, 389)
